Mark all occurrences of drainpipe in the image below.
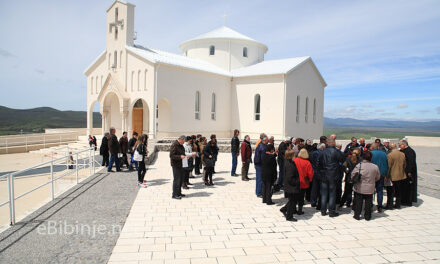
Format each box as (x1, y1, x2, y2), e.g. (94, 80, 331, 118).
(228, 40, 231, 71)
(153, 63, 160, 139)
(282, 74, 287, 139)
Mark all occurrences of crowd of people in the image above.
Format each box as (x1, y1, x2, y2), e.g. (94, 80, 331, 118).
(169, 131, 418, 222)
(99, 127, 150, 187)
(97, 128, 418, 222)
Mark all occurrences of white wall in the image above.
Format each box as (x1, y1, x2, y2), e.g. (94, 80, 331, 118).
(285, 60, 325, 139)
(156, 64, 232, 138)
(181, 39, 266, 71)
(232, 75, 285, 140)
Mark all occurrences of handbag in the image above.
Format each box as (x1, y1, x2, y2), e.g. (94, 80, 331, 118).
(205, 158, 214, 168)
(350, 162, 362, 184)
(133, 145, 143, 162)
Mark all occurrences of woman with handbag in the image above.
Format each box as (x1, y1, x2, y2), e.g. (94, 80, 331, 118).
(293, 148, 314, 215)
(134, 135, 148, 188)
(351, 151, 380, 221)
(203, 139, 217, 186)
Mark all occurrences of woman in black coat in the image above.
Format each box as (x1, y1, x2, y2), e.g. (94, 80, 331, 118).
(281, 149, 301, 221)
(262, 144, 277, 205)
(203, 139, 217, 186)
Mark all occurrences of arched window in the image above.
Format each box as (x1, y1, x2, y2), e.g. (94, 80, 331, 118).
(144, 69, 147, 91)
(254, 94, 261, 121)
(137, 70, 141, 91)
(119, 51, 123, 68)
(100, 76, 103, 92)
(108, 53, 111, 69)
(131, 71, 134, 91)
(114, 8, 119, 40)
(95, 76, 98, 94)
(313, 99, 317, 123)
(305, 97, 309, 123)
(91, 77, 94, 95)
(209, 45, 215, 55)
(195, 91, 200, 120)
(113, 51, 117, 68)
(296, 96, 300, 123)
(211, 93, 216, 120)
(243, 47, 248, 57)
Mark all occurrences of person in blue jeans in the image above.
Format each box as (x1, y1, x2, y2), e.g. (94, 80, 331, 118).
(128, 132, 139, 171)
(371, 142, 389, 212)
(254, 136, 268, 197)
(107, 127, 121, 172)
(230, 129, 240, 176)
(317, 138, 344, 217)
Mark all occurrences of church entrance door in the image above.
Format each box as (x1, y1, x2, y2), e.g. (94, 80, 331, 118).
(132, 109, 143, 135)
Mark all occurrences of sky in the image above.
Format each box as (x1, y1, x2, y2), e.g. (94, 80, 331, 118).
(0, 0, 439, 121)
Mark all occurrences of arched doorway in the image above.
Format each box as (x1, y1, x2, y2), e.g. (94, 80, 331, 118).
(88, 100, 102, 136)
(103, 92, 122, 135)
(157, 98, 171, 138)
(131, 99, 149, 136)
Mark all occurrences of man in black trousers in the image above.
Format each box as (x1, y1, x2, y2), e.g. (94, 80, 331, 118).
(170, 135, 186, 200)
(100, 132, 110, 167)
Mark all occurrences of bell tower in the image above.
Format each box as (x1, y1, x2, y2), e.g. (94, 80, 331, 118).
(106, 0, 135, 50)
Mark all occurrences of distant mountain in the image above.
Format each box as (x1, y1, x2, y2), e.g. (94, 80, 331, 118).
(324, 117, 440, 131)
(0, 106, 101, 135)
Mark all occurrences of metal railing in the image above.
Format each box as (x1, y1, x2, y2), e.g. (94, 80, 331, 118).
(0, 133, 79, 153)
(0, 147, 97, 226)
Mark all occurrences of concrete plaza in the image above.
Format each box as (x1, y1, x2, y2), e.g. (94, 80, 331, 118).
(108, 152, 440, 264)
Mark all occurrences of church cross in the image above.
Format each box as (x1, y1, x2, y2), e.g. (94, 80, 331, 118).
(223, 14, 228, 26)
(109, 8, 124, 39)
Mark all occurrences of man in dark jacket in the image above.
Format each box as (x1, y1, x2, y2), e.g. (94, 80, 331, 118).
(194, 134, 202, 175)
(210, 134, 219, 173)
(310, 143, 325, 209)
(100, 132, 110, 166)
(240, 135, 252, 181)
(318, 138, 344, 217)
(344, 137, 360, 156)
(399, 139, 418, 205)
(128, 132, 138, 171)
(108, 127, 121, 172)
(230, 129, 240, 176)
(254, 136, 268, 197)
(170, 136, 186, 199)
(119, 131, 129, 169)
(275, 137, 291, 192)
(262, 144, 277, 205)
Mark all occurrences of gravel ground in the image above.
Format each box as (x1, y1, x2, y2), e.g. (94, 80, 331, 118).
(0, 167, 140, 263)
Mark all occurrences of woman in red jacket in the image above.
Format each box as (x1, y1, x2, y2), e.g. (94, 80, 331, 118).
(293, 148, 314, 214)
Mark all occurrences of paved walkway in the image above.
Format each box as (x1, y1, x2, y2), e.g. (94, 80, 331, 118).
(108, 152, 440, 264)
(0, 167, 139, 263)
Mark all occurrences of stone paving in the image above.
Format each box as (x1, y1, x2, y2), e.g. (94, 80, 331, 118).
(108, 152, 440, 264)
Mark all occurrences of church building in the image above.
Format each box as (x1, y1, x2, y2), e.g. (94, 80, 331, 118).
(85, 0, 326, 139)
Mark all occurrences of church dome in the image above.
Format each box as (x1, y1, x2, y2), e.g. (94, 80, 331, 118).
(179, 26, 268, 51)
(179, 26, 268, 71)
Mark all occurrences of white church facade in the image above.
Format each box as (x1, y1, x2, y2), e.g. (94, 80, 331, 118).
(85, 0, 326, 140)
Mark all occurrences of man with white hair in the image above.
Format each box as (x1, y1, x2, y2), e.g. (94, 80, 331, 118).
(399, 139, 418, 205)
(318, 138, 344, 217)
